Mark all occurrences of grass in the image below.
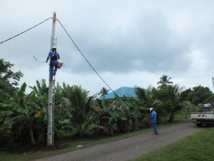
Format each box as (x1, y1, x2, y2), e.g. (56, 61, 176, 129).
(0, 119, 192, 161)
(130, 127, 214, 161)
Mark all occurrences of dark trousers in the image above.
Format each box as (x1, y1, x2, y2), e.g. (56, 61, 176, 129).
(152, 122, 158, 134)
(49, 65, 57, 81)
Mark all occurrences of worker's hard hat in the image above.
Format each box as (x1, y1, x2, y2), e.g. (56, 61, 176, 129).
(150, 108, 153, 111)
(52, 45, 57, 50)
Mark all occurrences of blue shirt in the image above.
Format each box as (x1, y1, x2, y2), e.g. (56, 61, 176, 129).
(151, 111, 157, 123)
(48, 51, 60, 65)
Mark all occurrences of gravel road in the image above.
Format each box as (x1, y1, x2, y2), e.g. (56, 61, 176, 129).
(33, 122, 202, 161)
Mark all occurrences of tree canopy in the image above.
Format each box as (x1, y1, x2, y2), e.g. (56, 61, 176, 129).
(0, 60, 213, 145)
(0, 59, 23, 95)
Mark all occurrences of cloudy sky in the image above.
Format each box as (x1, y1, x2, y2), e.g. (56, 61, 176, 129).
(1, 0, 214, 95)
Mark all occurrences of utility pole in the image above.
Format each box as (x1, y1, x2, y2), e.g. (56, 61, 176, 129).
(47, 12, 57, 147)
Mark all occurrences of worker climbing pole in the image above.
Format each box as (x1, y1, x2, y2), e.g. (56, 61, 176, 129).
(46, 45, 60, 81)
(0, 11, 116, 146)
(46, 12, 63, 147)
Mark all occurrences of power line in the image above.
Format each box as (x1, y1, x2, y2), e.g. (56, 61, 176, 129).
(0, 15, 115, 95)
(57, 19, 115, 94)
(33, 56, 46, 63)
(0, 17, 52, 45)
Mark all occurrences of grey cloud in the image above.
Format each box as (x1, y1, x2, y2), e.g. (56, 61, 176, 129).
(2, 0, 214, 86)
(62, 10, 192, 75)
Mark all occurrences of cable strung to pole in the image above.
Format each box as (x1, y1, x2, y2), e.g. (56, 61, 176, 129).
(33, 56, 46, 63)
(57, 19, 116, 94)
(0, 15, 116, 95)
(0, 17, 52, 45)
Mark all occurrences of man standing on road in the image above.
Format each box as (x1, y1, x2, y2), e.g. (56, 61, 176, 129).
(150, 107, 158, 135)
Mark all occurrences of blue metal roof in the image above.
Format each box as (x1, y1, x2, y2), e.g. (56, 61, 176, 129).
(99, 87, 137, 100)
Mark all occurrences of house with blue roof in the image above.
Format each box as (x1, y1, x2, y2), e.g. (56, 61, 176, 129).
(99, 87, 137, 100)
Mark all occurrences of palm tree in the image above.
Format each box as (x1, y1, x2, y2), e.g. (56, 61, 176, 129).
(157, 75, 173, 89)
(135, 86, 161, 126)
(98, 87, 110, 97)
(59, 84, 103, 137)
(161, 84, 188, 122)
(135, 86, 154, 107)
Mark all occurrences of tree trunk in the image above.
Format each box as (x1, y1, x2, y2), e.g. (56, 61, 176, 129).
(38, 128, 46, 143)
(29, 127, 36, 145)
(168, 111, 174, 122)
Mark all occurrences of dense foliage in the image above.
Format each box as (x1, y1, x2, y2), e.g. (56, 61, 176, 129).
(0, 59, 213, 145)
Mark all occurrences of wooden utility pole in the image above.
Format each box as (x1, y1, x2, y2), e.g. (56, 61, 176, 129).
(47, 12, 57, 147)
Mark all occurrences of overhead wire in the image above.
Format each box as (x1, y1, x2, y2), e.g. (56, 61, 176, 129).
(57, 19, 116, 94)
(33, 56, 46, 63)
(0, 17, 52, 45)
(0, 16, 116, 95)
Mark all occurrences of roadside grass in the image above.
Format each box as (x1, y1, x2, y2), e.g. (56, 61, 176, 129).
(0, 119, 190, 161)
(130, 127, 214, 161)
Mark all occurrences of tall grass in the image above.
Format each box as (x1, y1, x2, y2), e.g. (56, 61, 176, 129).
(131, 127, 214, 161)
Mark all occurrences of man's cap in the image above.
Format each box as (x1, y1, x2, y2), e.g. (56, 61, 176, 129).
(150, 108, 153, 111)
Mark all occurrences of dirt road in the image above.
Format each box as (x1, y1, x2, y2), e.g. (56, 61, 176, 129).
(33, 122, 202, 161)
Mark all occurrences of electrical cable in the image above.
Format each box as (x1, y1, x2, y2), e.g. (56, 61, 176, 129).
(57, 19, 116, 94)
(0, 17, 52, 45)
(33, 56, 46, 63)
(0, 15, 116, 96)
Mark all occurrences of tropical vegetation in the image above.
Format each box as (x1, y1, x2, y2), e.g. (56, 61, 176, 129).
(0, 58, 214, 147)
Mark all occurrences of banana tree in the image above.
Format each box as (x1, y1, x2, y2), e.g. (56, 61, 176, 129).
(30, 80, 49, 143)
(96, 98, 120, 136)
(0, 83, 43, 144)
(1, 83, 47, 144)
(111, 95, 142, 133)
